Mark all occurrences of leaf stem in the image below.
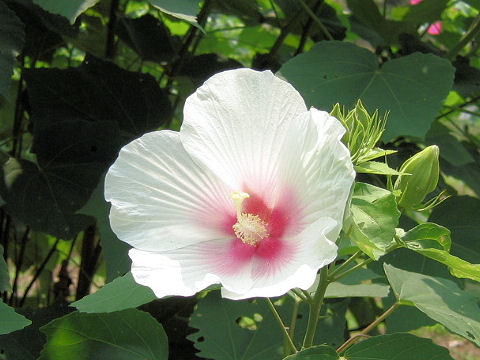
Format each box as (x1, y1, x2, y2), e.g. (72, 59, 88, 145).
(265, 298, 298, 354)
(446, 14, 480, 61)
(336, 302, 400, 353)
(329, 257, 374, 283)
(328, 251, 362, 280)
(302, 266, 329, 349)
(297, 0, 334, 41)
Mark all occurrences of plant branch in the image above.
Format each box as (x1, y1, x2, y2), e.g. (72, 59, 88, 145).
(297, 0, 334, 41)
(295, 0, 323, 55)
(447, 14, 480, 61)
(337, 302, 400, 353)
(105, 0, 120, 59)
(19, 238, 60, 307)
(302, 266, 329, 348)
(9, 226, 30, 305)
(265, 298, 298, 354)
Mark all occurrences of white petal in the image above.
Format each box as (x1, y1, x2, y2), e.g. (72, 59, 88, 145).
(105, 131, 234, 252)
(276, 108, 355, 241)
(129, 240, 255, 298)
(221, 217, 338, 300)
(181, 69, 307, 199)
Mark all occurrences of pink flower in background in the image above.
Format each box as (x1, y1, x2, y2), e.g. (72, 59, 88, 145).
(410, 0, 443, 35)
(427, 21, 442, 35)
(105, 69, 355, 300)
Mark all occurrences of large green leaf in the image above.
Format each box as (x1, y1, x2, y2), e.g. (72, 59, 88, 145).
(0, 300, 31, 335)
(33, 0, 99, 23)
(188, 292, 283, 359)
(343, 333, 453, 360)
(284, 345, 339, 360)
(279, 41, 454, 140)
(149, 0, 200, 25)
(348, 182, 400, 259)
(401, 223, 480, 282)
(0, 1, 25, 99)
(0, 56, 172, 239)
(78, 175, 130, 280)
(384, 264, 480, 346)
(117, 14, 179, 63)
(71, 272, 156, 313)
(39, 309, 168, 359)
(430, 196, 480, 264)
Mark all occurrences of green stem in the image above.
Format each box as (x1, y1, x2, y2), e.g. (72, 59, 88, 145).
(329, 258, 374, 283)
(328, 251, 362, 279)
(337, 302, 400, 353)
(302, 266, 329, 349)
(446, 14, 480, 61)
(265, 298, 298, 354)
(297, 0, 334, 41)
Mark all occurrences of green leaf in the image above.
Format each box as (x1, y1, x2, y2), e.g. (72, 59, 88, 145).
(0, 56, 172, 239)
(384, 263, 480, 346)
(0, 158, 95, 239)
(344, 333, 453, 360)
(0, 1, 25, 99)
(149, 0, 201, 26)
(0, 300, 31, 335)
(349, 183, 400, 259)
(400, 223, 480, 282)
(71, 272, 156, 313)
(405, 0, 448, 25)
(283, 345, 339, 360)
(33, 0, 100, 23)
(0, 245, 10, 292)
(117, 14, 179, 63)
(39, 309, 168, 360)
(325, 282, 390, 298)
(354, 161, 403, 175)
(78, 175, 130, 280)
(430, 196, 480, 264)
(188, 292, 283, 359)
(280, 41, 454, 140)
(357, 148, 396, 163)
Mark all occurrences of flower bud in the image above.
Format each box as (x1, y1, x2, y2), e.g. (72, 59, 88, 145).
(394, 145, 440, 209)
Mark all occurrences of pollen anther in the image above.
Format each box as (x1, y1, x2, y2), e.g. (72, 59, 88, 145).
(230, 191, 270, 246)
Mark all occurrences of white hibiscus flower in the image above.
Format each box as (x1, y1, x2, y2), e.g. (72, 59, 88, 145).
(105, 69, 355, 300)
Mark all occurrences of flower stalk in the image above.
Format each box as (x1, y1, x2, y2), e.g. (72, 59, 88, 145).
(265, 298, 298, 354)
(302, 266, 329, 349)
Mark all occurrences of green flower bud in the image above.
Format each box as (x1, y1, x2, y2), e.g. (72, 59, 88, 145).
(331, 100, 387, 164)
(394, 145, 440, 209)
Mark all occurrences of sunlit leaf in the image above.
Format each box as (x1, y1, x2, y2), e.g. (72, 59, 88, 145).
(71, 272, 155, 313)
(39, 310, 168, 359)
(33, 0, 100, 23)
(0, 300, 31, 335)
(149, 0, 201, 26)
(348, 183, 400, 259)
(354, 161, 403, 175)
(280, 41, 454, 140)
(325, 282, 390, 298)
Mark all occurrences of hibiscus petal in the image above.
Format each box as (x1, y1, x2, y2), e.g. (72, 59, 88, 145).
(276, 108, 355, 238)
(221, 217, 338, 300)
(181, 69, 307, 202)
(105, 131, 235, 252)
(129, 239, 255, 298)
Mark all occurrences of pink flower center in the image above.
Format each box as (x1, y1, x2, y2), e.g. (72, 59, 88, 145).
(231, 192, 270, 246)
